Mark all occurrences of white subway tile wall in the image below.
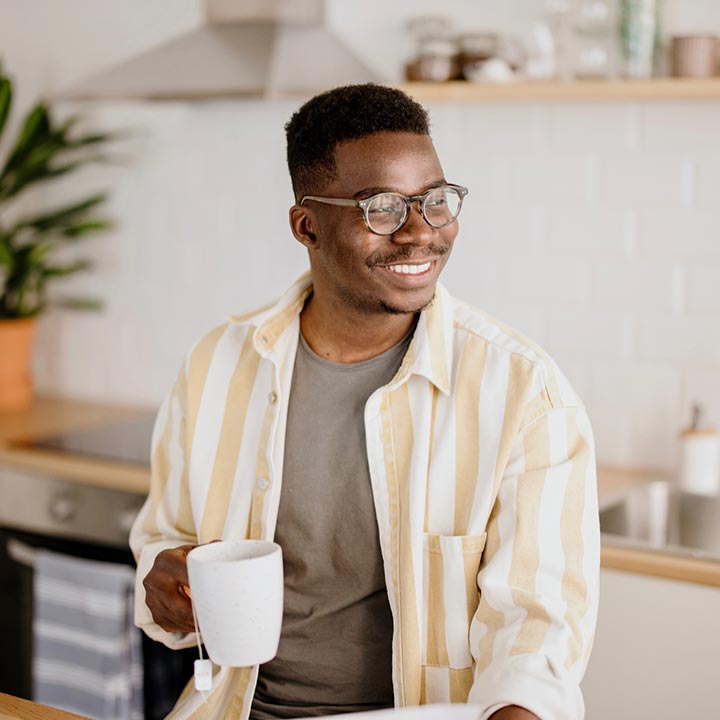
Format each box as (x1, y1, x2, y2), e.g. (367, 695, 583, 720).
(687, 266, 720, 314)
(591, 260, 678, 312)
(589, 362, 683, 468)
(0, 0, 717, 473)
(696, 154, 720, 211)
(436, 92, 720, 471)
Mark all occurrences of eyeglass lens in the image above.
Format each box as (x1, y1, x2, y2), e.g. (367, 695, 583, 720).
(366, 186, 463, 234)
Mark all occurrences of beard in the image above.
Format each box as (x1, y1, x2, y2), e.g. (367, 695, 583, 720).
(335, 278, 436, 316)
(358, 240, 448, 314)
(316, 236, 450, 317)
(380, 293, 436, 315)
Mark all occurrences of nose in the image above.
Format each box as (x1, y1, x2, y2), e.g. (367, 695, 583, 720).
(391, 201, 435, 246)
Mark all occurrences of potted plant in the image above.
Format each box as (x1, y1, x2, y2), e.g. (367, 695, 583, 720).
(0, 65, 116, 410)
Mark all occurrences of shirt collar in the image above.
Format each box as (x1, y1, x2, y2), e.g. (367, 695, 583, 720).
(227, 271, 453, 395)
(398, 283, 452, 395)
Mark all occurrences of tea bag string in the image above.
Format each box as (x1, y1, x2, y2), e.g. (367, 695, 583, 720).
(189, 589, 210, 703)
(190, 593, 204, 659)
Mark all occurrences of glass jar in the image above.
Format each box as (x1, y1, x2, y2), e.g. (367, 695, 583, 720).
(571, 0, 617, 79)
(458, 33, 498, 80)
(406, 37, 459, 82)
(404, 16, 458, 82)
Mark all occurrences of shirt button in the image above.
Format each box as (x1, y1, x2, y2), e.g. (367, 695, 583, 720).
(268, 391, 277, 404)
(257, 477, 270, 491)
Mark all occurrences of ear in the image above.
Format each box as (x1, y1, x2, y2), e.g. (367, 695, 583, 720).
(289, 205, 318, 250)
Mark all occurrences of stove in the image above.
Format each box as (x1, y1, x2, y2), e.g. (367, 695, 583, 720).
(2, 412, 158, 547)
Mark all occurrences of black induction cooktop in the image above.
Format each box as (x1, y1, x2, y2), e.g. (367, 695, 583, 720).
(11, 411, 158, 467)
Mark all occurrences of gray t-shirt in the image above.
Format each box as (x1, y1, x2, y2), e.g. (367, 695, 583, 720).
(250, 326, 414, 719)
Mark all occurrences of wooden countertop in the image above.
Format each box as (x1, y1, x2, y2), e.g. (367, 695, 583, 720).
(1, 395, 719, 588)
(0, 693, 89, 720)
(0, 394, 152, 494)
(0, 396, 659, 502)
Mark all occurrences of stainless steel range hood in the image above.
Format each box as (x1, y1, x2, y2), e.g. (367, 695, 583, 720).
(59, 0, 378, 100)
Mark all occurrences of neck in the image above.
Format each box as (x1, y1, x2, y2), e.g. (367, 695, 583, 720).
(300, 290, 417, 364)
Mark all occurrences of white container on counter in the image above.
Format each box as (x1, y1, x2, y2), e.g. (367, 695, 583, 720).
(678, 428, 720, 496)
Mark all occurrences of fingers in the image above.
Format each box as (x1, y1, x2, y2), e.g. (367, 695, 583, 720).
(143, 544, 197, 633)
(142, 540, 223, 633)
(151, 589, 195, 633)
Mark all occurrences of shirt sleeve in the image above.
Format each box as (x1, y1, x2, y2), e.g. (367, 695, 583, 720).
(129, 359, 200, 650)
(467, 402, 600, 720)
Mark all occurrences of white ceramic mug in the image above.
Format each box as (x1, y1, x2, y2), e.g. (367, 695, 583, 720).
(186, 540, 283, 667)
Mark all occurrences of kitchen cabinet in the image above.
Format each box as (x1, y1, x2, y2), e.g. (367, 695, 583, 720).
(581, 569, 720, 719)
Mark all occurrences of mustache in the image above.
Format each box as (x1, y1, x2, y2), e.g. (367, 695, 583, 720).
(367, 242, 450, 267)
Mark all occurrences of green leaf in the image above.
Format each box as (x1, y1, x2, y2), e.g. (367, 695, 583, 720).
(3, 103, 51, 171)
(0, 136, 64, 194)
(53, 115, 130, 147)
(22, 138, 65, 168)
(53, 296, 103, 311)
(0, 77, 12, 141)
(0, 125, 109, 190)
(42, 259, 93, 277)
(62, 219, 114, 237)
(13, 193, 107, 233)
(26, 239, 55, 265)
(56, 114, 81, 137)
(64, 131, 116, 149)
(0, 236, 12, 267)
(23, 302, 47, 318)
(0, 159, 97, 200)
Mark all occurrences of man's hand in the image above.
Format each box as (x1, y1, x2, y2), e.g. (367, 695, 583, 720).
(142, 544, 197, 633)
(488, 706, 540, 720)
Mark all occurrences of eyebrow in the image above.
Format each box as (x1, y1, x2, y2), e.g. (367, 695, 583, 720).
(352, 179, 447, 199)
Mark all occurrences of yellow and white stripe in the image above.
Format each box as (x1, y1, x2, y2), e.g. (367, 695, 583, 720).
(130, 272, 599, 720)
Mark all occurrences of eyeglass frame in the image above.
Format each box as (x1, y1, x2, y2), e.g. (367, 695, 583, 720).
(298, 183, 469, 236)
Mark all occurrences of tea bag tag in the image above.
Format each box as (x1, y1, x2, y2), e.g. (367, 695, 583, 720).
(194, 659, 213, 691)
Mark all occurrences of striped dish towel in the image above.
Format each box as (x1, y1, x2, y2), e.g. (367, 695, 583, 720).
(32, 549, 143, 720)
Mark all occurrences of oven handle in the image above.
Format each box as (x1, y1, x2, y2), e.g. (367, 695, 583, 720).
(7, 538, 36, 568)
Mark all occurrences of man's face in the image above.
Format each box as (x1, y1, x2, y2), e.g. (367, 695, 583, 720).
(300, 131, 459, 316)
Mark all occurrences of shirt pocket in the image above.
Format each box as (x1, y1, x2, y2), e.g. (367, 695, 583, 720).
(423, 532, 487, 669)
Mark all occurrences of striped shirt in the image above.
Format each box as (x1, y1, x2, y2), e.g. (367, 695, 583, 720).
(130, 272, 600, 720)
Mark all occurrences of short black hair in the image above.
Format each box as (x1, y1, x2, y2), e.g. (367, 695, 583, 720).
(285, 83, 430, 200)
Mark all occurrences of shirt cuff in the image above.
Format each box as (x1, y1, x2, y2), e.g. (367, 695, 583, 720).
(469, 654, 585, 720)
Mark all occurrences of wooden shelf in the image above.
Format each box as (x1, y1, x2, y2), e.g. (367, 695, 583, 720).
(398, 78, 720, 103)
(60, 78, 720, 103)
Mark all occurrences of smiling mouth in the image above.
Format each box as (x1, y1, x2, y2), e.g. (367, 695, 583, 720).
(382, 261, 433, 276)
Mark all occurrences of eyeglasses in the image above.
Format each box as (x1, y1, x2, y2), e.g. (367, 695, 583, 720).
(299, 184, 468, 236)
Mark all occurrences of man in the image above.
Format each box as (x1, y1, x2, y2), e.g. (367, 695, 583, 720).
(130, 84, 599, 720)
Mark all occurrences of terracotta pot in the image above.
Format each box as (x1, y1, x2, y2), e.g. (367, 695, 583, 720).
(0, 317, 37, 411)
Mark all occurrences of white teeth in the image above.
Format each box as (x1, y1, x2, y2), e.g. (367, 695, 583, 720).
(387, 262, 431, 275)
